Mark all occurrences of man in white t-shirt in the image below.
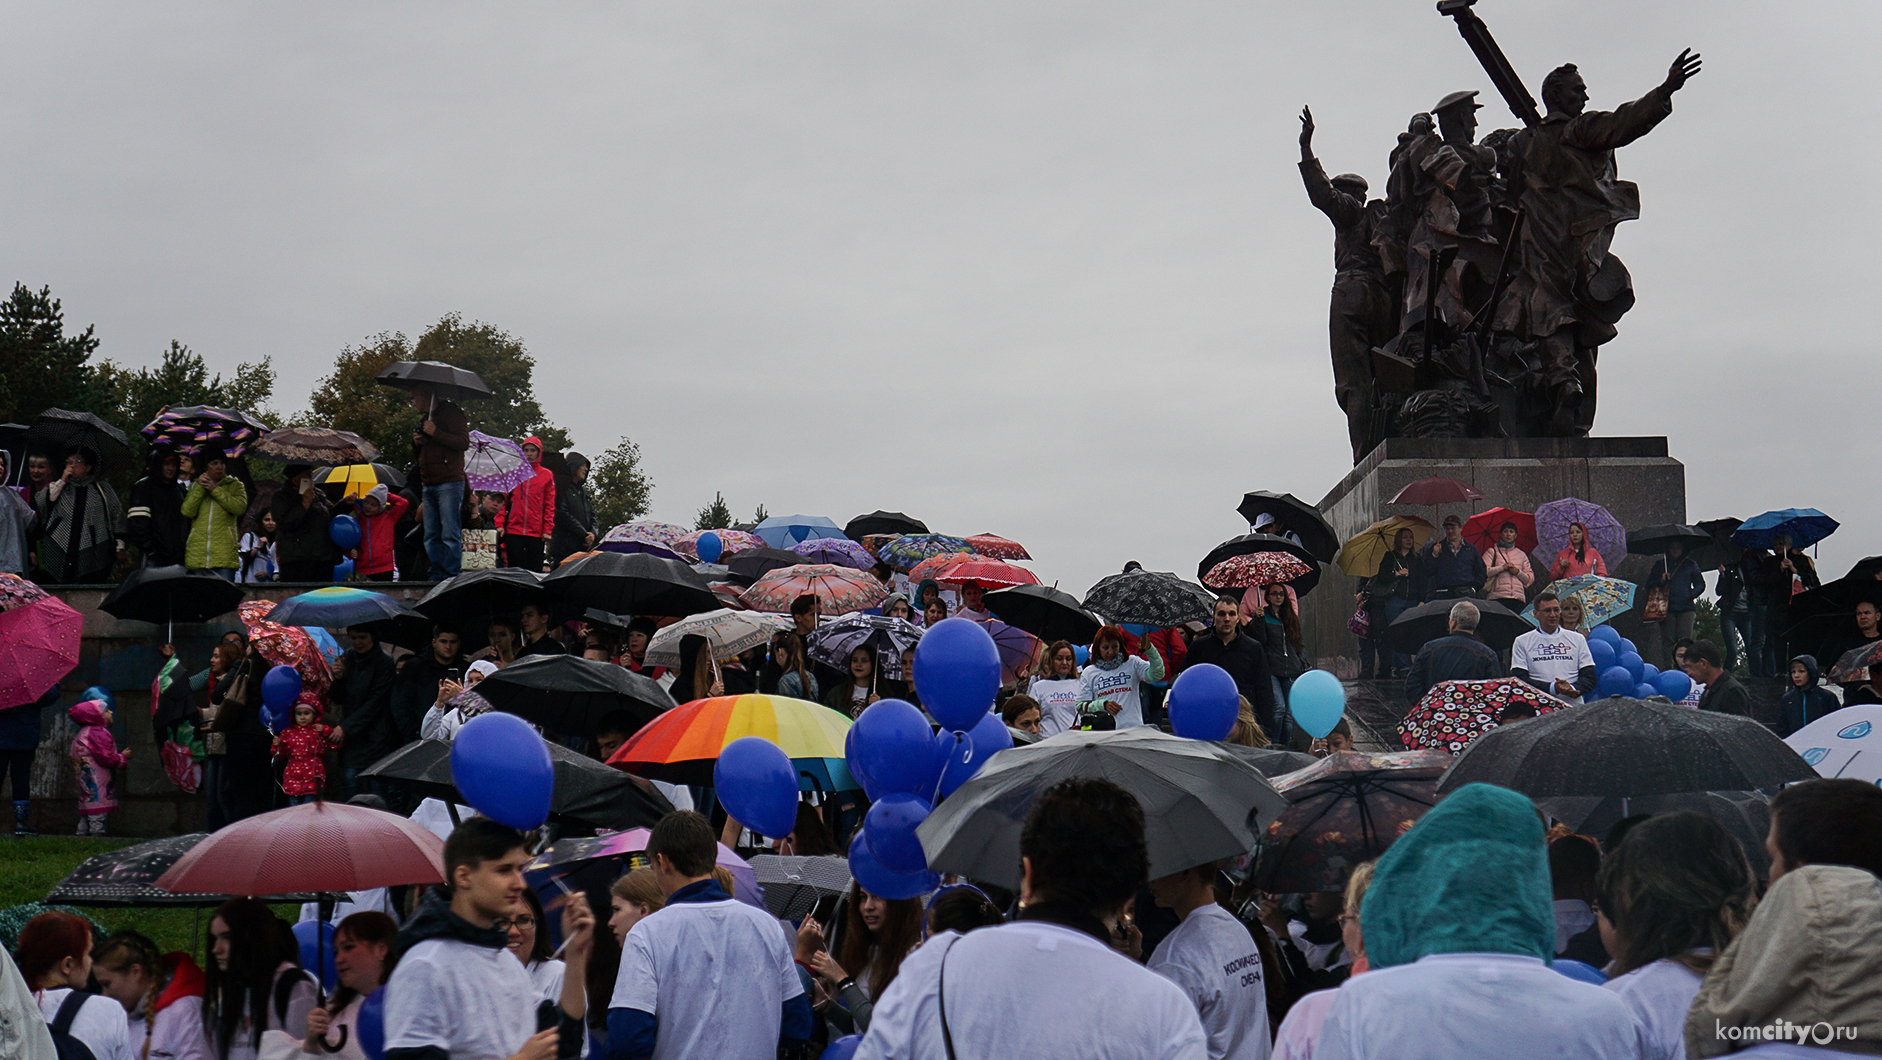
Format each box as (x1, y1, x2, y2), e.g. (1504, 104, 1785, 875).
(858, 776, 1208, 1060)
(609, 811, 810, 1060)
(1147, 860, 1270, 1060)
(1510, 592, 1596, 704)
(386, 818, 594, 1060)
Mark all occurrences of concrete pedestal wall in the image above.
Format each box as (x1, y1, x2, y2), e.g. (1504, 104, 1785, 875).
(1301, 437, 1687, 675)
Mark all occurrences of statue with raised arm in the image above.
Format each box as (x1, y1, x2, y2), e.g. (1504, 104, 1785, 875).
(1494, 49, 1703, 435)
(1299, 106, 1397, 462)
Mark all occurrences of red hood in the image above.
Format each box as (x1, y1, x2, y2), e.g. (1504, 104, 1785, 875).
(155, 952, 206, 1013)
(524, 435, 543, 467)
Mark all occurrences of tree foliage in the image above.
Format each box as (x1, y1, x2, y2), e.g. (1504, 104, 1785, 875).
(307, 314, 570, 467)
(752, 503, 769, 525)
(590, 436, 653, 529)
(0, 283, 102, 424)
(92, 341, 278, 442)
(695, 491, 733, 531)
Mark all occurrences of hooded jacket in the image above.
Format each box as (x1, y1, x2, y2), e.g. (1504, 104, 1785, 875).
(1779, 654, 1841, 738)
(1686, 865, 1882, 1058)
(126, 456, 189, 567)
(344, 485, 411, 577)
(496, 436, 556, 540)
(181, 475, 248, 570)
(1360, 782, 1555, 968)
(550, 452, 593, 561)
(273, 475, 339, 568)
(68, 700, 128, 768)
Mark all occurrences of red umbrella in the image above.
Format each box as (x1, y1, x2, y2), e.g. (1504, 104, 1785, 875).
(1462, 507, 1537, 554)
(156, 800, 444, 896)
(965, 534, 1032, 561)
(937, 557, 1039, 589)
(239, 600, 334, 693)
(1390, 477, 1485, 506)
(0, 574, 82, 709)
(1202, 552, 1314, 589)
(908, 551, 978, 583)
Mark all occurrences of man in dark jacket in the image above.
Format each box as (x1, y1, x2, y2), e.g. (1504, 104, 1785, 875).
(1404, 600, 1501, 701)
(1422, 516, 1486, 601)
(1685, 640, 1751, 716)
(273, 465, 338, 581)
(1183, 595, 1278, 736)
(412, 388, 471, 581)
(550, 452, 595, 565)
(330, 629, 399, 797)
(126, 450, 189, 567)
(392, 626, 465, 743)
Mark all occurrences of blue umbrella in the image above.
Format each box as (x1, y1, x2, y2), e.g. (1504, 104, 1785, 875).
(1732, 508, 1839, 550)
(753, 514, 844, 548)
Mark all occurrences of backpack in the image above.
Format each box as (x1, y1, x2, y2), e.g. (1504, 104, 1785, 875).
(48, 990, 100, 1060)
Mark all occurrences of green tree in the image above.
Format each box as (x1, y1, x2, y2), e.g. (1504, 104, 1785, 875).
(91, 341, 279, 442)
(0, 283, 102, 423)
(695, 491, 733, 530)
(590, 436, 653, 530)
(752, 503, 769, 525)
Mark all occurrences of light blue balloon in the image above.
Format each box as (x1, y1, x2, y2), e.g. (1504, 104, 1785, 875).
(1289, 669, 1346, 739)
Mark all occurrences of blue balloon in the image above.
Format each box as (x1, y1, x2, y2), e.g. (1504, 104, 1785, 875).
(1618, 637, 1638, 658)
(1168, 663, 1240, 741)
(1588, 625, 1623, 648)
(329, 514, 363, 550)
(357, 987, 386, 1060)
(1289, 669, 1347, 739)
(1640, 662, 1660, 685)
(262, 703, 291, 734)
(1598, 666, 1635, 698)
(848, 699, 940, 798)
(333, 558, 354, 581)
(823, 1036, 863, 1060)
(452, 712, 554, 830)
(292, 920, 337, 992)
(1618, 651, 1645, 682)
(847, 831, 937, 901)
(1656, 668, 1693, 701)
(939, 710, 1012, 797)
(262, 664, 303, 712)
(696, 531, 723, 564)
(844, 725, 882, 802)
(863, 793, 933, 875)
(913, 619, 1002, 732)
(1588, 639, 1616, 668)
(1634, 682, 1659, 699)
(713, 736, 800, 838)
(1073, 645, 1090, 666)
(80, 686, 114, 710)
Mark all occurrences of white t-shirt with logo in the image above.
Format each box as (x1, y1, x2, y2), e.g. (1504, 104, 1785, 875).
(1027, 676, 1083, 737)
(1148, 904, 1272, 1060)
(1078, 657, 1156, 729)
(1510, 627, 1594, 704)
(611, 896, 803, 1060)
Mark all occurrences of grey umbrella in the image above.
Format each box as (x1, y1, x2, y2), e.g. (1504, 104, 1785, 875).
(1212, 743, 1321, 777)
(749, 854, 853, 919)
(362, 737, 673, 831)
(374, 360, 493, 403)
(917, 728, 1289, 890)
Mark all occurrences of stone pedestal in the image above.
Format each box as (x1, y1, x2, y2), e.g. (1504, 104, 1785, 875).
(1302, 437, 1687, 675)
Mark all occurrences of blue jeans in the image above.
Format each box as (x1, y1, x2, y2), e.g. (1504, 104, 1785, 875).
(424, 481, 466, 581)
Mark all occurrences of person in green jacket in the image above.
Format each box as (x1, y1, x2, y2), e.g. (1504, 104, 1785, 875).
(180, 449, 248, 579)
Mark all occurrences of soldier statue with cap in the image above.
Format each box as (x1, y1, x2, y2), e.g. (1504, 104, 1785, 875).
(1380, 88, 1502, 334)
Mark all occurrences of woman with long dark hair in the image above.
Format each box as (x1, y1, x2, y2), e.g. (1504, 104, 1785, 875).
(202, 898, 317, 1060)
(1025, 641, 1082, 738)
(1549, 521, 1607, 581)
(770, 632, 819, 702)
(822, 647, 880, 718)
(301, 912, 396, 1060)
(503, 887, 566, 1006)
(801, 882, 923, 1034)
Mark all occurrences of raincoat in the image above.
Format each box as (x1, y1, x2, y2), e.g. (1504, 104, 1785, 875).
(181, 475, 248, 570)
(68, 699, 128, 814)
(347, 485, 411, 577)
(550, 452, 594, 561)
(496, 436, 556, 540)
(33, 474, 125, 582)
(1778, 655, 1840, 739)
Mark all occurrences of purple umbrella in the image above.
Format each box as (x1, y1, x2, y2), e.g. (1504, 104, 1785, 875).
(596, 524, 687, 561)
(464, 432, 535, 493)
(790, 537, 874, 570)
(1534, 497, 1626, 567)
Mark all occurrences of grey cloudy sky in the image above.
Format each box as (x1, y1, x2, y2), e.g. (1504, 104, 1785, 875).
(5, 1, 1877, 593)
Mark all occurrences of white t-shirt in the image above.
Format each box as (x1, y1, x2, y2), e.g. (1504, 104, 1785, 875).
(35, 989, 132, 1060)
(1605, 957, 1704, 1060)
(1553, 899, 1595, 956)
(223, 965, 317, 1060)
(126, 993, 211, 1060)
(1078, 657, 1156, 729)
(1510, 627, 1594, 705)
(1315, 953, 1647, 1060)
(1271, 987, 1340, 1060)
(857, 920, 1208, 1060)
(386, 938, 541, 1060)
(611, 895, 803, 1060)
(1027, 676, 1083, 737)
(1147, 904, 1271, 1060)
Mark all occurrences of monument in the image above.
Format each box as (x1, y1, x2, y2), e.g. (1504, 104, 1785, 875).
(1293, 1, 1700, 673)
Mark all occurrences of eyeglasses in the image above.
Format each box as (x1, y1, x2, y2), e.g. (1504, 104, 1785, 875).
(492, 915, 536, 931)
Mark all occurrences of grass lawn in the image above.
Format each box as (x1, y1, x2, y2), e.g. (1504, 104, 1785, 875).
(2, 837, 297, 958)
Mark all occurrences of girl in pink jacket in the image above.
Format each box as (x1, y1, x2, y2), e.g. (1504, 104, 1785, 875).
(69, 699, 131, 835)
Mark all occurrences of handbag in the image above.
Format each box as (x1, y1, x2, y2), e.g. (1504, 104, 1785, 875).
(1347, 606, 1370, 638)
(1643, 586, 1670, 622)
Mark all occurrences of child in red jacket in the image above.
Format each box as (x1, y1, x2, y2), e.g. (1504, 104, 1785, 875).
(344, 484, 411, 581)
(273, 692, 336, 804)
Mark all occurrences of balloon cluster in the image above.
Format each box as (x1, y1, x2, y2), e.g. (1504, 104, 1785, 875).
(260, 664, 302, 733)
(1586, 626, 1688, 699)
(451, 712, 556, 830)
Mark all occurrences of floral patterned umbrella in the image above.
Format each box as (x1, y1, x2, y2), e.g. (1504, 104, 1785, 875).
(463, 431, 534, 493)
(238, 600, 334, 693)
(1534, 497, 1626, 567)
(1083, 565, 1216, 628)
(1202, 552, 1314, 589)
(859, 533, 904, 557)
(878, 534, 973, 571)
(674, 529, 764, 561)
(1399, 679, 1568, 754)
(908, 551, 979, 583)
(965, 534, 1031, 561)
(790, 537, 876, 571)
(250, 427, 377, 465)
(596, 523, 687, 561)
(1520, 574, 1637, 629)
(938, 557, 1040, 590)
(742, 564, 889, 616)
(140, 406, 272, 458)
(1253, 749, 1452, 894)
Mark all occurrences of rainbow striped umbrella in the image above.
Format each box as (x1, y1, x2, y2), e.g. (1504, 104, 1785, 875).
(606, 694, 858, 792)
(266, 585, 424, 629)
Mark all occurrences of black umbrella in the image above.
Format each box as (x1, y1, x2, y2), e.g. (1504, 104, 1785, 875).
(1235, 491, 1339, 563)
(1847, 556, 1882, 582)
(99, 565, 245, 634)
(1535, 790, 1772, 878)
(1386, 597, 1531, 654)
(984, 584, 1103, 643)
(1437, 696, 1819, 799)
(415, 568, 549, 622)
(374, 360, 493, 404)
(1626, 524, 1714, 558)
(844, 510, 929, 541)
(361, 738, 673, 832)
(545, 552, 719, 618)
(1212, 742, 1321, 778)
(1692, 518, 1746, 570)
(1197, 534, 1321, 597)
(1083, 564, 1217, 629)
(1783, 575, 1882, 665)
(46, 834, 323, 906)
(474, 654, 678, 736)
(25, 408, 133, 474)
(726, 547, 810, 582)
(353, 612, 437, 652)
(748, 855, 853, 920)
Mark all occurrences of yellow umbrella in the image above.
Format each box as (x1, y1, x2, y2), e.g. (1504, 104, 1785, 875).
(316, 462, 404, 500)
(1335, 516, 1435, 577)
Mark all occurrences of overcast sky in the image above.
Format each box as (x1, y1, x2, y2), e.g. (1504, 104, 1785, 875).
(5, 1, 1877, 594)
